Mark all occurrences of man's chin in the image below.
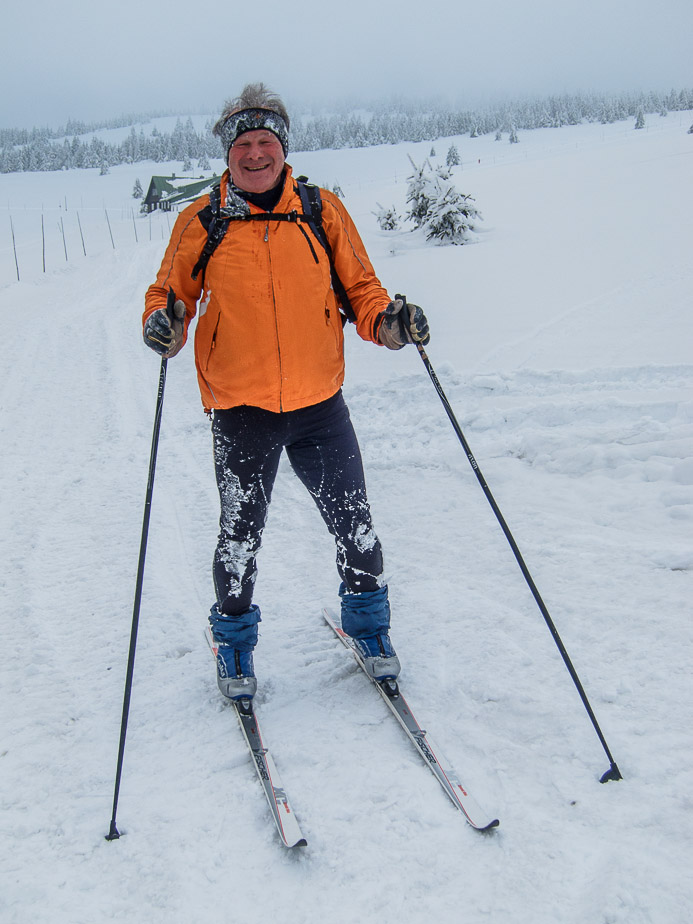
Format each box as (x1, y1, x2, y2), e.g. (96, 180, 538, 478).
(238, 169, 274, 192)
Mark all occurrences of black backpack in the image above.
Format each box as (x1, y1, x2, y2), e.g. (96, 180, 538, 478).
(191, 176, 356, 324)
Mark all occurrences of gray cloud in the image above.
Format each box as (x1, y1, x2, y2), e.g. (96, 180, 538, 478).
(4, 0, 692, 128)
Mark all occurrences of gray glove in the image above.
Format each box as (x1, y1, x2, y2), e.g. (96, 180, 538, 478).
(143, 299, 186, 357)
(378, 298, 430, 350)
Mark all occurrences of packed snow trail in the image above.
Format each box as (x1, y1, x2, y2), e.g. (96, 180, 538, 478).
(1, 117, 692, 924)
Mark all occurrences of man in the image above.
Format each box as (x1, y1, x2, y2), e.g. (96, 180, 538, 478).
(143, 83, 429, 701)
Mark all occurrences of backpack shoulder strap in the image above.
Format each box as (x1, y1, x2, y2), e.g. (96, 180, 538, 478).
(295, 177, 357, 325)
(191, 183, 230, 283)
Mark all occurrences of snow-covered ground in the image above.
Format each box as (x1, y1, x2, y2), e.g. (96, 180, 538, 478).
(1, 114, 691, 924)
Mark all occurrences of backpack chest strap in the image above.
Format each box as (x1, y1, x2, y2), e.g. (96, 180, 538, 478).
(191, 179, 357, 325)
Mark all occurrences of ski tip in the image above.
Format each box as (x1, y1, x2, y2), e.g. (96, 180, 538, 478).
(289, 837, 308, 848)
(478, 818, 500, 832)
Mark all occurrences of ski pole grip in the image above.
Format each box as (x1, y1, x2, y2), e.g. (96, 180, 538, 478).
(394, 293, 409, 344)
(165, 287, 177, 325)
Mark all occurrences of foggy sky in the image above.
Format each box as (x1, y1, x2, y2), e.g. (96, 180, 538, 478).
(3, 0, 692, 129)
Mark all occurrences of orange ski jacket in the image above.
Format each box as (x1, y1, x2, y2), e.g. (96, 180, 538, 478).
(144, 166, 391, 412)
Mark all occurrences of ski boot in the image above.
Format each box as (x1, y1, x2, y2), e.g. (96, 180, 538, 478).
(215, 644, 257, 701)
(209, 602, 260, 701)
(339, 584, 401, 682)
(353, 633, 401, 681)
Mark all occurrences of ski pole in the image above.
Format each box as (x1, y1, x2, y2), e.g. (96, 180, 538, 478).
(396, 295, 621, 784)
(106, 290, 175, 840)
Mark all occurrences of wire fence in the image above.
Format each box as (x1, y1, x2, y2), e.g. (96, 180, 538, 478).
(2, 202, 174, 284)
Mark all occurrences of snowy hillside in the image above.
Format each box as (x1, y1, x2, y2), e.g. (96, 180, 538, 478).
(1, 114, 692, 924)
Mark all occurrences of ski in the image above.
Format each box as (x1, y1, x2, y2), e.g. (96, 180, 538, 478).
(323, 608, 499, 832)
(205, 628, 307, 849)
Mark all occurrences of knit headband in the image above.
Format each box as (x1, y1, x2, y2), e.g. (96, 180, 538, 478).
(217, 108, 289, 156)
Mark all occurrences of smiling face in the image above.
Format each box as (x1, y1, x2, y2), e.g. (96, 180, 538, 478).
(227, 129, 286, 194)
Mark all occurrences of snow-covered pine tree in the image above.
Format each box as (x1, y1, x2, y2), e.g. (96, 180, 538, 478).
(405, 156, 438, 229)
(635, 109, 645, 129)
(422, 169, 481, 245)
(688, 123, 693, 134)
(132, 178, 144, 199)
(509, 127, 519, 143)
(446, 143, 460, 166)
(405, 158, 481, 244)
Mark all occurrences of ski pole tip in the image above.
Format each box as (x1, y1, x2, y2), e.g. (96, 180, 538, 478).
(105, 822, 122, 841)
(600, 763, 623, 783)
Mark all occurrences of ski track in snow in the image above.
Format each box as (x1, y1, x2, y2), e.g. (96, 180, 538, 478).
(1, 116, 692, 924)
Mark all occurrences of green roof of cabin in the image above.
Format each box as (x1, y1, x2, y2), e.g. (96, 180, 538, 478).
(166, 175, 220, 204)
(144, 174, 220, 205)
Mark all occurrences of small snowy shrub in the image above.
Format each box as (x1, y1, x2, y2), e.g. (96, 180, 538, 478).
(373, 202, 401, 230)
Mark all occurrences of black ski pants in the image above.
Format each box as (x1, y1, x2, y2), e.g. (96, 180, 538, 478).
(211, 390, 384, 616)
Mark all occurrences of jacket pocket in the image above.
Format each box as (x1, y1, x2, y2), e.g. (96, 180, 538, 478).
(197, 308, 220, 374)
(325, 295, 343, 354)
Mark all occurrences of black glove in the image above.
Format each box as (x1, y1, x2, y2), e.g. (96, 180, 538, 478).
(378, 298, 430, 350)
(143, 300, 186, 357)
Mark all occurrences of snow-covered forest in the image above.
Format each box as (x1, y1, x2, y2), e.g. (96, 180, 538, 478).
(1, 86, 692, 173)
